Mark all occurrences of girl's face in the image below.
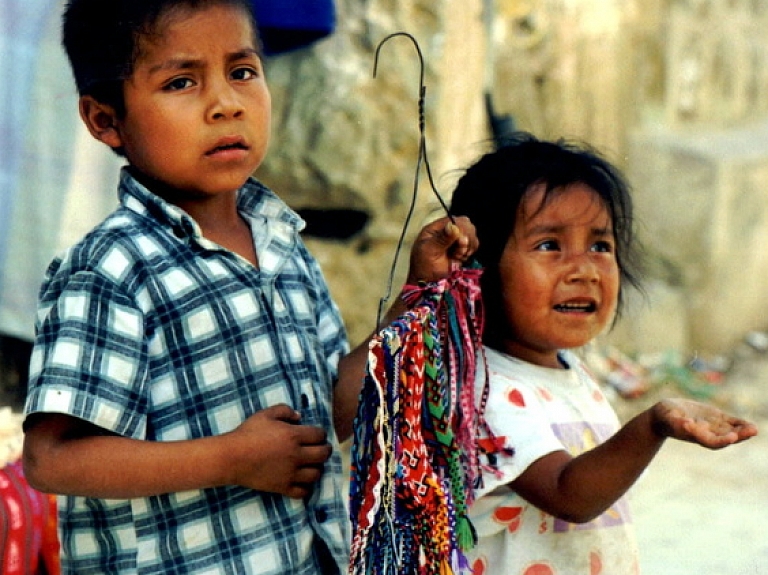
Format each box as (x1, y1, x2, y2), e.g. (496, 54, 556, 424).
(496, 183, 619, 368)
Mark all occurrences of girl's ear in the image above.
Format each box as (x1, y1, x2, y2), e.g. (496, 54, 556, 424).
(79, 96, 124, 150)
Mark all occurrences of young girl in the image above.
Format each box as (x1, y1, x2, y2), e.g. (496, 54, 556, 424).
(449, 132, 757, 574)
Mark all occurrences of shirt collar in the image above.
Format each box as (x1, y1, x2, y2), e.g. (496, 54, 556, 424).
(116, 167, 306, 240)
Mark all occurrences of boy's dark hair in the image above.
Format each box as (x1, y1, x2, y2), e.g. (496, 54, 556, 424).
(449, 131, 643, 344)
(62, 0, 261, 117)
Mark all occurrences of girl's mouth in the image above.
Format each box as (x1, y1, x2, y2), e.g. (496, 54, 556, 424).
(554, 301, 597, 313)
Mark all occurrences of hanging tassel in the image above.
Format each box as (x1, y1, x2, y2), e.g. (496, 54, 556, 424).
(349, 264, 502, 575)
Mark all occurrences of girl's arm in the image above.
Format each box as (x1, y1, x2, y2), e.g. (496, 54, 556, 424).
(23, 405, 332, 500)
(512, 399, 757, 524)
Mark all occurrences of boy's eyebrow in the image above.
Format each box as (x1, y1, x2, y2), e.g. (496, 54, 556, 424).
(228, 48, 262, 62)
(147, 48, 261, 75)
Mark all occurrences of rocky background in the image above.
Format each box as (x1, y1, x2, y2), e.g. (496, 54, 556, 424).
(256, 0, 768, 357)
(3, 0, 768, 406)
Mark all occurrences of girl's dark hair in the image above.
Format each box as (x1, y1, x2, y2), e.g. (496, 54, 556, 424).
(449, 131, 643, 344)
(62, 0, 261, 117)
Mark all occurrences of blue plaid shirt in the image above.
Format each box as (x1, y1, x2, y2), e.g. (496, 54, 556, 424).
(25, 168, 350, 574)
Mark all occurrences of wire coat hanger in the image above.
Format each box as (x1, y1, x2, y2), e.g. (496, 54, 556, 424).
(373, 32, 454, 326)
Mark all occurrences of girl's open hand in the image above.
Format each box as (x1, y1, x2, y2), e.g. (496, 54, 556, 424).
(407, 216, 478, 284)
(651, 398, 758, 449)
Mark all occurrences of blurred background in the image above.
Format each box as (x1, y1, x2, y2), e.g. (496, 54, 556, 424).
(2, 0, 768, 572)
(6, 0, 768, 397)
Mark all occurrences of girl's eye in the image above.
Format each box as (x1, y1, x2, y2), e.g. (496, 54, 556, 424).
(231, 67, 258, 81)
(164, 77, 194, 91)
(535, 240, 559, 251)
(591, 240, 614, 253)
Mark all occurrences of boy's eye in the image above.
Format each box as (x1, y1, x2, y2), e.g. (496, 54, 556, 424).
(163, 77, 194, 91)
(231, 66, 258, 81)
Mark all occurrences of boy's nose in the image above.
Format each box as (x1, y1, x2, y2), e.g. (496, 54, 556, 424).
(208, 86, 244, 121)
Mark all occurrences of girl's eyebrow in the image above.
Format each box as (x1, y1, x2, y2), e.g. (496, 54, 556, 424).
(523, 223, 614, 238)
(522, 223, 564, 238)
(586, 225, 614, 237)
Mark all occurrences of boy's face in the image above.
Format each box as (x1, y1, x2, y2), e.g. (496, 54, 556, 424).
(496, 183, 619, 368)
(111, 4, 270, 197)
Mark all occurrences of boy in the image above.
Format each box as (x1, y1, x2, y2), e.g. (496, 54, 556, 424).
(21, 1, 476, 573)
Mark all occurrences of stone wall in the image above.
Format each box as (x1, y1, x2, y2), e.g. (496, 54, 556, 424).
(257, 0, 489, 344)
(489, 0, 644, 162)
(618, 122, 768, 353)
(610, 0, 768, 354)
(254, 0, 768, 355)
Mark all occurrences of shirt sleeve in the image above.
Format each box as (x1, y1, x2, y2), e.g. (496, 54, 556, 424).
(301, 243, 349, 383)
(25, 266, 149, 439)
(475, 361, 566, 500)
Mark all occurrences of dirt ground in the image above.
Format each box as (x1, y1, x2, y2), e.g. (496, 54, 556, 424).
(617, 347, 768, 575)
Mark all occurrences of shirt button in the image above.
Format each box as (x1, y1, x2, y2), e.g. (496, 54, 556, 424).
(301, 393, 310, 409)
(315, 508, 328, 523)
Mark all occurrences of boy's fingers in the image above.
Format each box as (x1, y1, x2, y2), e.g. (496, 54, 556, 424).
(285, 484, 314, 500)
(295, 425, 328, 446)
(292, 468, 323, 486)
(447, 216, 476, 238)
(407, 216, 478, 283)
(300, 443, 333, 465)
(442, 217, 477, 257)
(264, 403, 301, 423)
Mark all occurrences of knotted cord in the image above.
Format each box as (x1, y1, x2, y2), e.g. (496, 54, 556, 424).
(348, 33, 508, 575)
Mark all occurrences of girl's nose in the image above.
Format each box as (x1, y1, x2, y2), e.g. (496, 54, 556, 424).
(565, 252, 600, 283)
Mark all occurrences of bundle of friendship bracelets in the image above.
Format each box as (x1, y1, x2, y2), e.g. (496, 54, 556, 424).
(348, 33, 505, 575)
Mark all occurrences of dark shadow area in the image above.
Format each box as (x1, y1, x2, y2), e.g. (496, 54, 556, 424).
(297, 208, 370, 240)
(0, 335, 32, 410)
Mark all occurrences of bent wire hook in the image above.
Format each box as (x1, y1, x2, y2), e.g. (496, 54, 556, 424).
(373, 32, 451, 215)
(373, 32, 455, 326)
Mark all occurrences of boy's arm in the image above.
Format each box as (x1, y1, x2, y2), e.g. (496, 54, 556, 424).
(23, 405, 332, 500)
(333, 216, 477, 441)
(511, 399, 757, 524)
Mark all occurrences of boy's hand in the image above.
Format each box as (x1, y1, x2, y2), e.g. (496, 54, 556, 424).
(407, 216, 478, 284)
(335, 216, 478, 441)
(227, 404, 331, 499)
(651, 398, 758, 449)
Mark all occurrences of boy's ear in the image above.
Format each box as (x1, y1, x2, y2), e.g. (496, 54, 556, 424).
(79, 96, 124, 149)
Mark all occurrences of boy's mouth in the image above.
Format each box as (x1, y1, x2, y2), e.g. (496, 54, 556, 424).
(206, 138, 249, 155)
(554, 301, 597, 313)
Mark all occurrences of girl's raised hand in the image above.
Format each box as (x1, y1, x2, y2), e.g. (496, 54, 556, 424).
(651, 398, 758, 449)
